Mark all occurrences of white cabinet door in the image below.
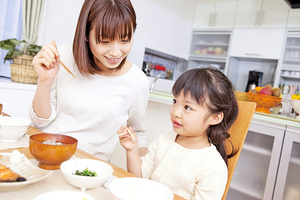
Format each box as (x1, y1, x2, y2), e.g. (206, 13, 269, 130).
(227, 119, 285, 200)
(234, 0, 263, 28)
(193, 2, 216, 29)
(193, 0, 237, 29)
(234, 0, 289, 28)
(259, 0, 289, 28)
(213, 0, 238, 28)
(287, 8, 300, 28)
(273, 126, 300, 200)
(229, 29, 285, 59)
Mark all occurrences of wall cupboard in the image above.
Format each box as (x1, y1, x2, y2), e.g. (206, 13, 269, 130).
(193, 0, 238, 29)
(194, 0, 298, 29)
(229, 29, 285, 60)
(234, 0, 289, 29)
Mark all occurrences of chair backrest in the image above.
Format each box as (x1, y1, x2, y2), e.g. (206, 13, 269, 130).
(222, 100, 256, 200)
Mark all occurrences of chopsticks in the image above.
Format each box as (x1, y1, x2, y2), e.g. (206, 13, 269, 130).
(56, 56, 76, 78)
(118, 128, 135, 139)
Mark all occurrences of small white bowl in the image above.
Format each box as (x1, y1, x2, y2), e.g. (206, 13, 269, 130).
(110, 177, 174, 200)
(0, 116, 31, 142)
(60, 159, 113, 191)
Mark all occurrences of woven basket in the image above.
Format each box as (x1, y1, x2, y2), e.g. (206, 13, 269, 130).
(10, 54, 38, 84)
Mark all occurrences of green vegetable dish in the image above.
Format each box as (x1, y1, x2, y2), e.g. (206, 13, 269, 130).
(74, 168, 97, 177)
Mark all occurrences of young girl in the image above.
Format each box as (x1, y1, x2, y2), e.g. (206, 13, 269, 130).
(118, 67, 239, 200)
(30, 0, 149, 162)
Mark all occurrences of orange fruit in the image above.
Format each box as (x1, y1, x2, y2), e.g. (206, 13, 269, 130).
(255, 86, 262, 93)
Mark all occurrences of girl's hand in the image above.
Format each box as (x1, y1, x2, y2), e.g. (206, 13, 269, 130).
(32, 40, 60, 82)
(118, 126, 138, 151)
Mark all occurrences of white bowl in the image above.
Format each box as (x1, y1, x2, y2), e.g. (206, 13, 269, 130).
(290, 99, 300, 120)
(0, 116, 31, 142)
(60, 159, 113, 191)
(110, 177, 174, 200)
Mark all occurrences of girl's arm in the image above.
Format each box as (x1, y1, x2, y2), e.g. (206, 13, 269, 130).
(118, 126, 142, 177)
(32, 40, 60, 118)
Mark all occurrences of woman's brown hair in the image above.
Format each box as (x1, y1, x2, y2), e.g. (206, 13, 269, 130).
(172, 67, 239, 165)
(73, 0, 137, 75)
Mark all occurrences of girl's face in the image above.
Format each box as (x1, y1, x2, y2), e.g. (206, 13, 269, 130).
(88, 28, 133, 73)
(170, 91, 215, 140)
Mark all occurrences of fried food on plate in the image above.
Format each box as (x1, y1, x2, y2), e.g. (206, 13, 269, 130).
(0, 164, 26, 182)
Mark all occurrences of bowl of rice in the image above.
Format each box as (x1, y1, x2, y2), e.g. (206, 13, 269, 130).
(0, 115, 31, 142)
(110, 177, 174, 200)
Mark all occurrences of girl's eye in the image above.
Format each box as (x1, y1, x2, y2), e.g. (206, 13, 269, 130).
(184, 105, 192, 111)
(121, 40, 129, 43)
(172, 99, 177, 104)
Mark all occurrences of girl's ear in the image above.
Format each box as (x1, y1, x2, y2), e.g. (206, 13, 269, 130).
(210, 112, 224, 125)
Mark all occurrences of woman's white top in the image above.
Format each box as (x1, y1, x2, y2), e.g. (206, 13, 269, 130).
(141, 132, 228, 200)
(29, 43, 150, 162)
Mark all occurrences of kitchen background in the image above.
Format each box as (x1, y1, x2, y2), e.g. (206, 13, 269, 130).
(1, 0, 300, 200)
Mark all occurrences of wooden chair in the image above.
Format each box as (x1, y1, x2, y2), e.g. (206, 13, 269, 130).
(222, 100, 256, 200)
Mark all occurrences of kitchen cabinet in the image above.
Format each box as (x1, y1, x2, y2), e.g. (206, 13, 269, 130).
(234, 0, 289, 29)
(286, 8, 300, 29)
(229, 29, 285, 60)
(192, 0, 238, 29)
(188, 30, 232, 72)
(275, 30, 300, 87)
(273, 126, 300, 200)
(227, 119, 285, 200)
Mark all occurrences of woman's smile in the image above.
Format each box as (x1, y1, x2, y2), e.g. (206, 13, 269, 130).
(105, 56, 122, 64)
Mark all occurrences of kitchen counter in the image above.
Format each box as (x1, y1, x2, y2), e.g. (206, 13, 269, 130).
(0, 76, 37, 90)
(149, 90, 300, 129)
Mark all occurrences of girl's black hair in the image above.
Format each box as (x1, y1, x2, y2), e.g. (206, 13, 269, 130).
(172, 67, 239, 165)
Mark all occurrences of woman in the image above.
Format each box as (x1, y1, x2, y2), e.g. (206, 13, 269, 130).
(30, 0, 149, 162)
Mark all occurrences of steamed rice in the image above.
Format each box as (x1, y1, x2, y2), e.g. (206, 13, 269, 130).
(0, 115, 31, 126)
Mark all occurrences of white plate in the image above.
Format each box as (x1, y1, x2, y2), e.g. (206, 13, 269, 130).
(0, 153, 52, 191)
(33, 190, 95, 200)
